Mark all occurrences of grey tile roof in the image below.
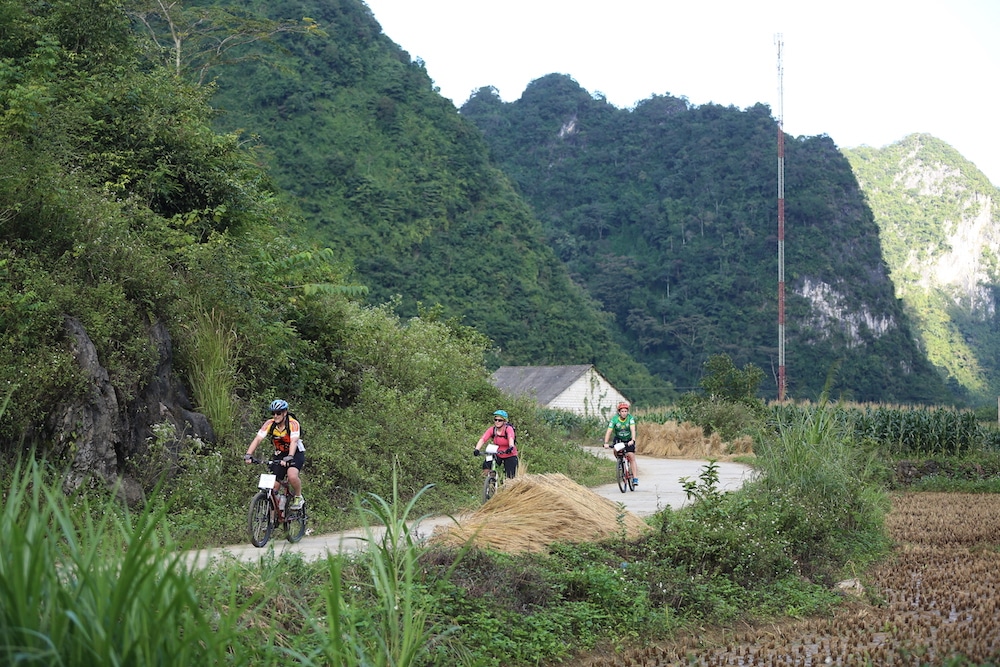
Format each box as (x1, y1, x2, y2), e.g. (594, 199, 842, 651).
(490, 365, 594, 405)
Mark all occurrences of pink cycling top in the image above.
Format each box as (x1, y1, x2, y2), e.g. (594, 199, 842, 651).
(480, 424, 517, 458)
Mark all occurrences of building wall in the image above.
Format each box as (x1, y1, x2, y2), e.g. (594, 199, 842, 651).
(546, 369, 629, 420)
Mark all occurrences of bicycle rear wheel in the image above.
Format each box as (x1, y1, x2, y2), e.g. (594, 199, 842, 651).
(616, 458, 627, 493)
(285, 506, 307, 543)
(248, 491, 273, 547)
(482, 470, 498, 503)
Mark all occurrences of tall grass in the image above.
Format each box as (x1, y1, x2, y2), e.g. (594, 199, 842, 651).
(309, 465, 464, 666)
(0, 459, 262, 665)
(754, 402, 890, 571)
(183, 305, 239, 443)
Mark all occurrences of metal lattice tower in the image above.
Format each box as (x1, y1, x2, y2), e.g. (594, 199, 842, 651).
(776, 34, 786, 401)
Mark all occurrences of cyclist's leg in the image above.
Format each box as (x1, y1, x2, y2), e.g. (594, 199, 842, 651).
(287, 451, 305, 497)
(269, 459, 286, 492)
(481, 456, 493, 477)
(624, 443, 638, 481)
(502, 455, 518, 479)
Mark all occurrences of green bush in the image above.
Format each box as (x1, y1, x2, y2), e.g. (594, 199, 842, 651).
(753, 403, 890, 580)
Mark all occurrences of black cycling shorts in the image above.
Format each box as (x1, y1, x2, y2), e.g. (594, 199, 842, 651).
(270, 449, 305, 480)
(483, 454, 518, 479)
(613, 440, 636, 454)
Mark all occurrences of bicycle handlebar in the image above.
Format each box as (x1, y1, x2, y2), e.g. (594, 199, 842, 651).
(246, 456, 289, 466)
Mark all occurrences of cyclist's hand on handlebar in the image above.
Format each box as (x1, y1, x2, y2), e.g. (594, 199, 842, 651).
(244, 454, 253, 463)
(472, 448, 481, 456)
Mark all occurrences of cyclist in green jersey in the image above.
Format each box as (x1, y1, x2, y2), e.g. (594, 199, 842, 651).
(604, 401, 638, 487)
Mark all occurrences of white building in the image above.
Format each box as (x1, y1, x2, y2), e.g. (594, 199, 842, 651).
(490, 365, 628, 420)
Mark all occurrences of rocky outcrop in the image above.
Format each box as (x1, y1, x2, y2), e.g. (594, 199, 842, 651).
(49, 316, 215, 503)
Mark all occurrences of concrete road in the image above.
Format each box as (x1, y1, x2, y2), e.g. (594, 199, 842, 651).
(582, 446, 755, 517)
(187, 452, 754, 568)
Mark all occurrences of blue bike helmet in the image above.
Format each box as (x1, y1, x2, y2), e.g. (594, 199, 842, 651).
(269, 399, 289, 412)
(492, 410, 508, 420)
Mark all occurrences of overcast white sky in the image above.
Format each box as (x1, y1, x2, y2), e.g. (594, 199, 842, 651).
(362, 0, 1000, 187)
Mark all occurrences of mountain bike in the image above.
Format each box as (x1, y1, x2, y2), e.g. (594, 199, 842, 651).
(482, 443, 501, 503)
(247, 457, 308, 547)
(613, 442, 635, 493)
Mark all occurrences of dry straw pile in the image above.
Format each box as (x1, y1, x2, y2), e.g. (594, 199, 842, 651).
(636, 420, 753, 458)
(428, 473, 650, 554)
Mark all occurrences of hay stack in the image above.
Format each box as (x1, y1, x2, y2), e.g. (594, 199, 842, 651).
(429, 473, 650, 554)
(637, 421, 753, 458)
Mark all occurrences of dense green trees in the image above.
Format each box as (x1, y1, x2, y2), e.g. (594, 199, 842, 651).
(461, 75, 952, 404)
(0, 1, 610, 530)
(204, 0, 673, 403)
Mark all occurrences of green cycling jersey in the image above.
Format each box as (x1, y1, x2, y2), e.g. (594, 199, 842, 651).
(607, 414, 636, 442)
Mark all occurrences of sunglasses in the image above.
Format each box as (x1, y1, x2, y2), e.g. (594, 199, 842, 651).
(272, 410, 286, 416)
(493, 418, 506, 423)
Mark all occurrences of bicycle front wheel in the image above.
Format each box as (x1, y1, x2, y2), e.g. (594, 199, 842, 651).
(482, 471, 498, 503)
(248, 491, 273, 547)
(625, 459, 635, 491)
(616, 459, 628, 493)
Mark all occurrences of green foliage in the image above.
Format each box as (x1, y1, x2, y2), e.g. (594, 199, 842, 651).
(461, 76, 953, 405)
(676, 354, 767, 440)
(2, 399, 890, 667)
(854, 404, 980, 456)
(699, 354, 765, 405)
(753, 402, 890, 578)
(890, 453, 1000, 493)
(0, 0, 300, 446)
(845, 134, 1000, 404)
(309, 472, 459, 666)
(181, 305, 239, 441)
(771, 402, 993, 457)
(128, 0, 323, 85)
(203, 0, 674, 406)
(0, 458, 260, 666)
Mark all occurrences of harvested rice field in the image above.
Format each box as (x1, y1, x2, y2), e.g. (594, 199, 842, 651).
(577, 492, 1000, 666)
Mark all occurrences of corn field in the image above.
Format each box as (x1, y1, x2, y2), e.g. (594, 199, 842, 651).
(770, 403, 1000, 456)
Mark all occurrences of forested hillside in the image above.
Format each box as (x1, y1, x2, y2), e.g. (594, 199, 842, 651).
(845, 134, 1000, 404)
(205, 0, 672, 403)
(201, 0, 951, 404)
(460, 76, 952, 403)
(0, 0, 606, 519)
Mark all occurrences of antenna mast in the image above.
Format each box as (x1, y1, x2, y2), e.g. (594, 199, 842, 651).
(776, 34, 786, 401)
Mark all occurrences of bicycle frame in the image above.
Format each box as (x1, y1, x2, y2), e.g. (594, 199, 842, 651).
(613, 442, 635, 493)
(482, 443, 502, 503)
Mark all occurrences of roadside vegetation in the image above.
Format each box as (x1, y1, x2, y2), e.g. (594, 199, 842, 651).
(1, 399, 885, 666)
(11, 354, 981, 666)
